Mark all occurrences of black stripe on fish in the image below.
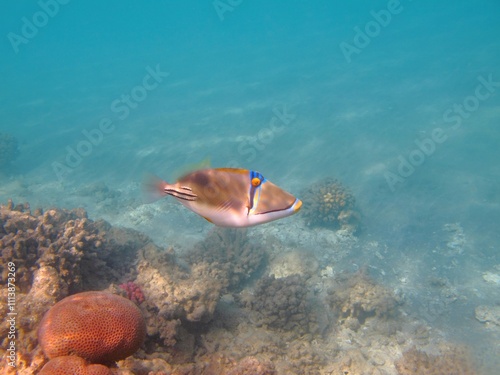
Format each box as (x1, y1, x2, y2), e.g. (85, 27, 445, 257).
(164, 186, 198, 201)
(254, 200, 296, 215)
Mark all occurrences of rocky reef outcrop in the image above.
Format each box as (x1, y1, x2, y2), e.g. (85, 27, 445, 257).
(326, 271, 402, 332)
(395, 345, 477, 375)
(184, 227, 266, 291)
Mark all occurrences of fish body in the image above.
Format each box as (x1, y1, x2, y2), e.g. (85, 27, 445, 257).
(145, 168, 301, 227)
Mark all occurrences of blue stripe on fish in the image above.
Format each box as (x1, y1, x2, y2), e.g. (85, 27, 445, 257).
(248, 170, 266, 215)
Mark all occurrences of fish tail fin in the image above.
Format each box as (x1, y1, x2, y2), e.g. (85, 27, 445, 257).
(142, 173, 169, 203)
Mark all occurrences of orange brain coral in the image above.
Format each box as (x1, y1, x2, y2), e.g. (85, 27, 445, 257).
(39, 356, 113, 375)
(38, 291, 146, 364)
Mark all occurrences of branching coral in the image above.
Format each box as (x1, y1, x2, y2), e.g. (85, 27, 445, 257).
(184, 227, 266, 290)
(301, 177, 360, 231)
(136, 243, 224, 325)
(0, 201, 143, 296)
(240, 274, 318, 336)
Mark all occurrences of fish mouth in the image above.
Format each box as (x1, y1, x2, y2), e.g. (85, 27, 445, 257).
(257, 198, 302, 215)
(293, 199, 302, 212)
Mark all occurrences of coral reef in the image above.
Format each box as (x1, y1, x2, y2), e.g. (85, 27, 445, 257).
(0, 200, 144, 294)
(0, 200, 247, 373)
(1, 199, 488, 374)
(300, 177, 360, 231)
(326, 271, 401, 332)
(127, 241, 233, 366)
(0, 132, 19, 170)
(184, 227, 266, 290)
(395, 345, 477, 375)
(38, 291, 146, 364)
(0, 201, 149, 374)
(239, 274, 318, 336)
(38, 356, 114, 375)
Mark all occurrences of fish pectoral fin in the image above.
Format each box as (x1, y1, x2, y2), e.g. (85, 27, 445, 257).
(202, 216, 213, 223)
(164, 185, 198, 201)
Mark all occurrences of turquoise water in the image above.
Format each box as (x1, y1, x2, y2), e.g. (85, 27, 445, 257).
(1, 0, 499, 373)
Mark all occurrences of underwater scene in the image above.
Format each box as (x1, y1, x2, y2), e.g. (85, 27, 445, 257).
(1, 1, 499, 374)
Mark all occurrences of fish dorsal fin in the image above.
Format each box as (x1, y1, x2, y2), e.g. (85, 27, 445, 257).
(172, 157, 211, 180)
(214, 167, 248, 174)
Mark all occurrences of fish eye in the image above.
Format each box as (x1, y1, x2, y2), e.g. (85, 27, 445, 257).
(251, 177, 261, 187)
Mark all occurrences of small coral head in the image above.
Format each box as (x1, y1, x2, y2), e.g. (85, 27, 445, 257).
(119, 281, 146, 304)
(38, 356, 113, 375)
